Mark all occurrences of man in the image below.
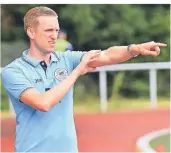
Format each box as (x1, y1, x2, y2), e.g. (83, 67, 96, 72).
(54, 29, 73, 51)
(1, 6, 167, 152)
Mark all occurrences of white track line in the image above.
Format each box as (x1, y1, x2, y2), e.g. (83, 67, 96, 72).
(136, 128, 170, 152)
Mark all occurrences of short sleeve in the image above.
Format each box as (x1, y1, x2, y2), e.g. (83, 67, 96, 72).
(1, 67, 34, 101)
(63, 51, 86, 69)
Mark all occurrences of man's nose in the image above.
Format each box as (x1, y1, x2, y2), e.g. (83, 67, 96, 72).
(51, 31, 58, 39)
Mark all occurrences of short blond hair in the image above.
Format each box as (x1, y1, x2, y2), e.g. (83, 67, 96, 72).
(24, 6, 58, 32)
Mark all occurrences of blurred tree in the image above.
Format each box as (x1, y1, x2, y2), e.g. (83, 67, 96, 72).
(1, 4, 170, 99)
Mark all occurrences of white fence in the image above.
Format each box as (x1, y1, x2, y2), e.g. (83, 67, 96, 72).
(93, 62, 170, 112)
(1, 62, 170, 113)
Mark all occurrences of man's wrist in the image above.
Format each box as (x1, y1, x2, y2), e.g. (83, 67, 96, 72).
(75, 65, 83, 76)
(127, 44, 139, 57)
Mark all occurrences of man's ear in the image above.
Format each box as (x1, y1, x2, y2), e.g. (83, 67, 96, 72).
(27, 27, 34, 39)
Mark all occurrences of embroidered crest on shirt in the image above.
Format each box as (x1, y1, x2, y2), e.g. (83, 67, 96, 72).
(54, 68, 68, 81)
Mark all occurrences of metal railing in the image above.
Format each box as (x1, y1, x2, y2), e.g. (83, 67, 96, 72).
(93, 62, 170, 112)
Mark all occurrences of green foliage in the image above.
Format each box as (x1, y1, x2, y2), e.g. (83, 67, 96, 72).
(74, 74, 99, 103)
(111, 72, 124, 98)
(1, 79, 9, 110)
(1, 4, 170, 101)
(157, 70, 170, 97)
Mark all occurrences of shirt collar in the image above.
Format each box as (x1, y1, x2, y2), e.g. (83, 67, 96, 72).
(22, 50, 59, 67)
(50, 51, 59, 63)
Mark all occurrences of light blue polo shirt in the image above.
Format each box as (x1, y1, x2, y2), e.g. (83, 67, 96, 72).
(1, 50, 85, 152)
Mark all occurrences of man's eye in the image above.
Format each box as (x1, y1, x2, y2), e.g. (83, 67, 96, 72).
(45, 29, 52, 32)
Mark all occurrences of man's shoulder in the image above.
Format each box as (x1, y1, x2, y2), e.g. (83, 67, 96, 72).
(2, 58, 23, 74)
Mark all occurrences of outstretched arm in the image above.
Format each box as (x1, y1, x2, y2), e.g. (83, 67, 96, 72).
(88, 41, 167, 67)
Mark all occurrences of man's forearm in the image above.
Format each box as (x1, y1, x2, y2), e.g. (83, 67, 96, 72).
(41, 67, 81, 110)
(105, 45, 139, 64)
(89, 45, 139, 67)
(89, 41, 166, 68)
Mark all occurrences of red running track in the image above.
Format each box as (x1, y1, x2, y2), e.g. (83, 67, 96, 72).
(1, 108, 170, 152)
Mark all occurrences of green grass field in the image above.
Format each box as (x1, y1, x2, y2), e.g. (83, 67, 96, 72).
(73, 97, 170, 113)
(1, 97, 170, 117)
(149, 133, 170, 152)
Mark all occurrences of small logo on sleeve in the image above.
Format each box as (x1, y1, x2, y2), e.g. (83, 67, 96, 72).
(54, 68, 68, 81)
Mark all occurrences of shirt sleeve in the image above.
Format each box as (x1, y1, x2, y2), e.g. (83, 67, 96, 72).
(1, 67, 34, 101)
(63, 51, 86, 70)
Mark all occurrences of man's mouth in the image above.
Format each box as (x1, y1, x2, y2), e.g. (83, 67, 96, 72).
(48, 41, 55, 44)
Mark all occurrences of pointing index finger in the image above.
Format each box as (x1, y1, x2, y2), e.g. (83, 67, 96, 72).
(152, 43, 167, 47)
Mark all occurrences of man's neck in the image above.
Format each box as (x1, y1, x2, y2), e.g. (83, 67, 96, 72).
(28, 47, 51, 64)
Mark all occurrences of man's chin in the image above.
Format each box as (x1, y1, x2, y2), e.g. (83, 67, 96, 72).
(45, 49, 54, 54)
(48, 47, 55, 52)
(37, 47, 54, 54)
(47, 50, 53, 53)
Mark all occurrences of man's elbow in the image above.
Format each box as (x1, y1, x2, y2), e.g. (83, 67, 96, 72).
(38, 99, 60, 112)
(35, 99, 51, 112)
(38, 102, 51, 112)
(20, 91, 52, 112)
(29, 94, 60, 112)
(39, 105, 50, 112)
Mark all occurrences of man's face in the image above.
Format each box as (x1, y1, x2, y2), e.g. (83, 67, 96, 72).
(32, 16, 59, 53)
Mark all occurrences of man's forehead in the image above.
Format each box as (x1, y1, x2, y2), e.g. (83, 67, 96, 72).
(38, 16, 59, 26)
